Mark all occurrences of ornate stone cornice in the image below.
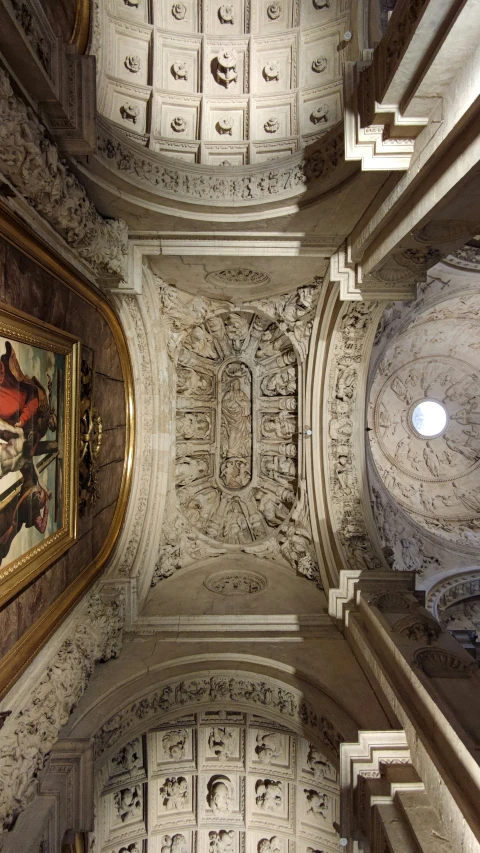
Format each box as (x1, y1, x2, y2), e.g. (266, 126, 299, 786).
(0, 592, 124, 832)
(0, 68, 128, 287)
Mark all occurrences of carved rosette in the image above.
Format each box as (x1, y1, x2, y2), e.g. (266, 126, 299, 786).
(175, 310, 298, 546)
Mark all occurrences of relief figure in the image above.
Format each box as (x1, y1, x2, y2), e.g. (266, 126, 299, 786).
(261, 368, 296, 396)
(176, 412, 211, 441)
(261, 411, 296, 440)
(177, 368, 214, 400)
(220, 363, 252, 490)
(176, 455, 209, 485)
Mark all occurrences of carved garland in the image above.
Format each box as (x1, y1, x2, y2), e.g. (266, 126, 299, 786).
(0, 68, 128, 286)
(93, 672, 344, 764)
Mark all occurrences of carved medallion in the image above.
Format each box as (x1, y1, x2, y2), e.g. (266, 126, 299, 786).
(172, 2, 187, 19)
(175, 310, 298, 545)
(312, 56, 327, 73)
(204, 570, 268, 595)
(206, 269, 271, 286)
(171, 117, 188, 133)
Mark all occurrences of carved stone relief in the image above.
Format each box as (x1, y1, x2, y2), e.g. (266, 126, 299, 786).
(204, 571, 268, 595)
(91, 0, 350, 165)
(368, 293, 480, 547)
(151, 281, 322, 586)
(325, 301, 384, 573)
(215, 48, 238, 88)
(413, 648, 478, 678)
(93, 714, 340, 853)
(0, 592, 125, 831)
(0, 68, 128, 286)
(174, 309, 297, 546)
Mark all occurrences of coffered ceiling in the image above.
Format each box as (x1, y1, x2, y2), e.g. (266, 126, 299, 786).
(95, 0, 350, 165)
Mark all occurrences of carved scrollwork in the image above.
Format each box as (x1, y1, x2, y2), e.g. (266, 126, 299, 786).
(312, 56, 328, 73)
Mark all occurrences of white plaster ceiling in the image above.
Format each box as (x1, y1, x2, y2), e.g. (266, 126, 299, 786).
(94, 713, 340, 853)
(93, 0, 350, 165)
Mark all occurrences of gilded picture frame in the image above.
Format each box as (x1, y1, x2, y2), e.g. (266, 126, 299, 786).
(0, 301, 80, 606)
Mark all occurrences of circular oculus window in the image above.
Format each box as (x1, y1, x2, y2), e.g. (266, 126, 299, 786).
(411, 399, 448, 438)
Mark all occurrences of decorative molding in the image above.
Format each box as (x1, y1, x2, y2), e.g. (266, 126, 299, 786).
(203, 571, 268, 595)
(0, 592, 125, 831)
(325, 300, 385, 575)
(93, 673, 345, 764)
(413, 648, 478, 678)
(95, 118, 346, 206)
(329, 241, 417, 301)
(445, 243, 480, 271)
(426, 570, 480, 621)
(0, 68, 128, 288)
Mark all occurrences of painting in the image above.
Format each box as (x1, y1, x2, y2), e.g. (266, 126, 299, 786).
(0, 303, 79, 605)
